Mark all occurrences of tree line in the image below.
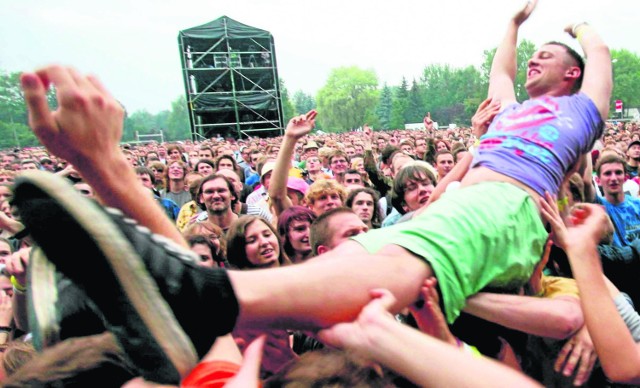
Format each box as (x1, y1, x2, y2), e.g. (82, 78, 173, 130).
(1, 41, 639, 148)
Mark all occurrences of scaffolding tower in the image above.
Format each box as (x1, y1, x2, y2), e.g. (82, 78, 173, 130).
(178, 16, 284, 140)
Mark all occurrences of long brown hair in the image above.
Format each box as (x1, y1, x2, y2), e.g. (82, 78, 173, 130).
(226, 216, 290, 269)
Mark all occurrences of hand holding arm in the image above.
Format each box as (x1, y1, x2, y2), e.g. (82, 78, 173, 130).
(319, 289, 541, 387)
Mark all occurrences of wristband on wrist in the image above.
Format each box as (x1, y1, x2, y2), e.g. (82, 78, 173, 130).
(572, 22, 589, 40)
(10, 276, 26, 292)
(0, 326, 12, 332)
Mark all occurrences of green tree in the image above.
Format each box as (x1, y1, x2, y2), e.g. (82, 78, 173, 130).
(292, 90, 316, 116)
(480, 39, 537, 102)
(316, 66, 379, 132)
(611, 49, 640, 116)
(390, 77, 409, 129)
(279, 79, 295, 125)
(406, 79, 424, 123)
(166, 95, 191, 141)
(376, 84, 393, 129)
(421, 64, 484, 125)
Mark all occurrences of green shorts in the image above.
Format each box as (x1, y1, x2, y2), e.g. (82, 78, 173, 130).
(351, 182, 547, 323)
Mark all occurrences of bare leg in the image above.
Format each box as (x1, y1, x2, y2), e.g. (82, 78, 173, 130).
(230, 241, 432, 330)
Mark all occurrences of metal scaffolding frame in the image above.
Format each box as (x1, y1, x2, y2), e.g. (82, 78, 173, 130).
(178, 16, 285, 140)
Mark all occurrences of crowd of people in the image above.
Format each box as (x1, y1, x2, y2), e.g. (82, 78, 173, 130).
(1, 1, 640, 387)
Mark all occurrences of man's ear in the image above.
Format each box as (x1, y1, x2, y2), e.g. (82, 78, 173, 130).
(317, 245, 328, 255)
(565, 66, 581, 82)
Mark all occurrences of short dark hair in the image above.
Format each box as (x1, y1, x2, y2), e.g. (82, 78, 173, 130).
(196, 173, 238, 210)
(596, 154, 625, 177)
(135, 166, 155, 185)
(310, 207, 355, 256)
(392, 164, 437, 214)
(545, 41, 585, 94)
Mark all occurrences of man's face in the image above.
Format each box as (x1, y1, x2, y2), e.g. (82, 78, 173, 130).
(21, 163, 38, 171)
(167, 162, 184, 180)
(376, 138, 386, 150)
(310, 191, 343, 215)
(599, 162, 625, 197)
(330, 156, 348, 174)
(1, 156, 13, 168)
(401, 144, 414, 155)
(344, 173, 363, 187)
(241, 149, 251, 163)
(436, 154, 455, 178)
(306, 157, 321, 172)
(627, 144, 640, 161)
(325, 212, 368, 250)
(402, 173, 435, 212)
(345, 147, 356, 159)
(351, 191, 375, 223)
(250, 153, 262, 168)
(198, 150, 213, 160)
(217, 158, 234, 171)
(415, 139, 427, 155)
(525, 44, 577, 98)
(137, 173, 154, 189)
(354, 144, 364, 155)
(200, 178, 234, 214)
(304, 148, 318, 158)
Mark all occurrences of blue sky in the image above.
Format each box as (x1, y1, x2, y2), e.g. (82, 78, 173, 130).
(2, 0, 638, 113)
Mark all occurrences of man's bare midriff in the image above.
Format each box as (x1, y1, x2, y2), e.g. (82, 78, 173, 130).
(461, 166, 543, 214)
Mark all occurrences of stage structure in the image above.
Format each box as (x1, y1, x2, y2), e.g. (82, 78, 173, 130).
(178, 16, 284, 140)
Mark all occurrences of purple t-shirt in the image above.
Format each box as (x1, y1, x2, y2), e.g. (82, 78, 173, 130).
(472, 93, 603, 196)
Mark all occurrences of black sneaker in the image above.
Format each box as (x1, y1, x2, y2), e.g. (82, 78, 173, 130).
(14, 171, 237, 383)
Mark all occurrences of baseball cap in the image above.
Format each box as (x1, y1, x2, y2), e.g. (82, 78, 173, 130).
(287, 177, 310, 196)
(628, 140, 640, 151)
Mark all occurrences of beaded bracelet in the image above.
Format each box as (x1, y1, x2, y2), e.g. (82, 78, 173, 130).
(0, 326, 12, 333)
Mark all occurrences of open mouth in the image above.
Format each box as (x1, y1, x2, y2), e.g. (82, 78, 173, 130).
(527, 68, 540, 78)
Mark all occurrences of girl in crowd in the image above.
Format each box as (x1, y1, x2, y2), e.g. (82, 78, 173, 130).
(147, 161, 166, 193)
(277, 206, 317, 263)
(435, 139, 451, 152)
(166, 144, 185, 163)
(225, 215, 296, 378)
(346, 187, 382, 230)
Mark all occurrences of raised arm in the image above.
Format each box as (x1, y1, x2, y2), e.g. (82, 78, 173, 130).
(488, 0, 537, 107)
(20, 66, 187, 247)
(567, 23, 612, 120)
(269, 111, 316, 217)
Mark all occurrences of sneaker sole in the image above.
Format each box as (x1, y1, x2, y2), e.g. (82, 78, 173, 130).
(15, 171, 198, 381)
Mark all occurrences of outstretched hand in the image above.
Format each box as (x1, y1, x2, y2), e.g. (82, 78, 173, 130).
(285, 110, 317, 140)
(554, 325, 597, 386)
(20, 66, 124, 167)
(512, 0, 538, 26)
(423, 112, 434, 132)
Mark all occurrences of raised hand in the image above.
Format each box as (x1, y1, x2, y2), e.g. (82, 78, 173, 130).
(512, 0, 538, 26)
(284, 110, 317, 140)
(423, 112, 434, 132)
(471, 97, 501, 138)
(0, 291, 13, 327)
(20, 66, 125, 167)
